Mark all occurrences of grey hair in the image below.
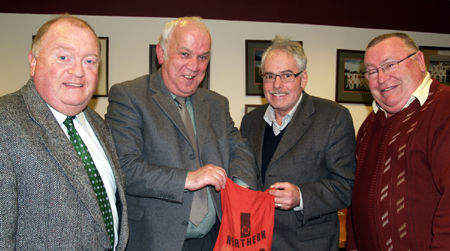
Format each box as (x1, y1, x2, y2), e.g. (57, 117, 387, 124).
(260, 35, 307, 74)
(158, 16, 210, 60)
(366, 33, 418, 53)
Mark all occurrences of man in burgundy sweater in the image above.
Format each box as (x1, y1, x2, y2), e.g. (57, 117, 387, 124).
(346, 33, 450, 250)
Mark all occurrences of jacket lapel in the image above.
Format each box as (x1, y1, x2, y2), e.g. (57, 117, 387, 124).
(191, 90, 209, 165)
(150, 71, 198, 167)
(269, 92, 314, 167)
(253, 105, 269, 171)
(151, 71, 188, 135)
(22, 79, 107, 232)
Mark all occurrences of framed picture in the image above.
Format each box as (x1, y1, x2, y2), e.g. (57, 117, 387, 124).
(149, 44, 210, 89)
(94, 37, 109, 97)
(245, 40, 271, 96)
(419, 46, 450, 86)
(245, 40, 303, 96)
(335, 49, 372, 104)
(244, 104, 261, 114)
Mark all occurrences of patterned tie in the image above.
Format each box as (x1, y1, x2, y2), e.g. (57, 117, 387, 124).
(175, 97, 209, 226)
(63, 116, 114, 248)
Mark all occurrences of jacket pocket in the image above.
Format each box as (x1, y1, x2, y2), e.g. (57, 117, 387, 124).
(127, 203, 145, 221)
(293, 151, 320, 164)
(296, 219, 336, 242)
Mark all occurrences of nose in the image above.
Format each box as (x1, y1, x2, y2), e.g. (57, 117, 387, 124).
(273, 75, 283, 89)
(186, 57, 199, 72)
(376, 69, 389, 84)
(68, 61, 85, 78)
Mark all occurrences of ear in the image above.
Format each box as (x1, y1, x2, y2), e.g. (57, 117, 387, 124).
(300, 71, 308, 89)
(28, 51, 37, 77)
(156, 44, 165, 65)
(415, 51, 427, 72)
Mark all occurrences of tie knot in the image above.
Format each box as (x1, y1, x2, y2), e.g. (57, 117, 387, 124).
(63, 116, 76, 129)
(175, 96, 187, 105)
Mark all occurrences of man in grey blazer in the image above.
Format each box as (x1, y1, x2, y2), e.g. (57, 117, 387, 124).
(105, 17, 260, 251)
(0, 15, 128, 250)
(240, 35, 356, 250)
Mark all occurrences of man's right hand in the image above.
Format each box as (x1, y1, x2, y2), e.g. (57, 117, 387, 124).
(185, 164, 227, 192)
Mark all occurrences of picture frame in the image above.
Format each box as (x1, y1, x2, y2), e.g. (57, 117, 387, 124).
(149, 44, 210, 89)
(245, 40, 303, 96)
(244, 104, 261, 114)
(419, 46, 450, 86)
(245, 40, 271, 96)
(94, 37, 109, 97)
(31, 36, 109, 97)
(335, 49, 372, 104)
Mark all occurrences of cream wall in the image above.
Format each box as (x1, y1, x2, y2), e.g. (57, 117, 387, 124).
(2, 13, 450, 131)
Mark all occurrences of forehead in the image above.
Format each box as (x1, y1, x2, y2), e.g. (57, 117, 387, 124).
(41, 20, 99, 53)
(169, 23, 211, 51)
(264, 50, 298, 72)
(365, 37, 408, 66)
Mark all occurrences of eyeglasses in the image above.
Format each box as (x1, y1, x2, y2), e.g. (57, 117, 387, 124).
(364, 51, 418, 80)
(262, 71, 303, 83)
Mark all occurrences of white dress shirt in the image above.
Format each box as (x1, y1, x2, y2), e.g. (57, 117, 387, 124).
(49, 106, 119, 250)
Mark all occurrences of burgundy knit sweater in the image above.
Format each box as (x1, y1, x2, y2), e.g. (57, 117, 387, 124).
(347, 80, 450, 251)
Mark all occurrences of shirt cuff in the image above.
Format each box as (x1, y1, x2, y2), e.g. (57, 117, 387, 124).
(293, 186, 303, 211)
(231, 177, 249, 188)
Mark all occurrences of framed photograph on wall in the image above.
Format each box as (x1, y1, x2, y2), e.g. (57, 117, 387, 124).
(94, 37, 109, 97)
(244, 104, 261, 114)
(245, 40, 271, 96)
(419, 46, 450, 86)
(149, 44, 210, 89)
(335, 49, 372, 104)
(245, 40, 303, 96)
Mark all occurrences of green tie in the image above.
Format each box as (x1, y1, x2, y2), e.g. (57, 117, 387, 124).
(63, 116, 114, 248)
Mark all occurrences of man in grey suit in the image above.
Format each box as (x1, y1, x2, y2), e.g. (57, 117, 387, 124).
(0, 15, 128, 250)
(240, 35, 356, 250)
(105, 17, 260, 251)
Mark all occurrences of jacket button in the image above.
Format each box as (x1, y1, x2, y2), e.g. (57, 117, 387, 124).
(182, 220, 189, 226)
(189, 154, 195, 160)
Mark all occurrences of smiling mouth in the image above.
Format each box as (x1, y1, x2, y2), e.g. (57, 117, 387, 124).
(63, 83, 83, 88)
(382, 85, 397, 92)
(269, 91, 290, 97)
(184, 75, 194, 79)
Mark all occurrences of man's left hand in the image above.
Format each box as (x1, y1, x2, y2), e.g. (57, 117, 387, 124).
(269, 182, 300, 210)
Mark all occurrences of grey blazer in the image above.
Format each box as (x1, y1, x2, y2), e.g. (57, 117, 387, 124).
(105, 71, 260, 251)
(241, 92, 356, 251)
(0, 80, 128, 251)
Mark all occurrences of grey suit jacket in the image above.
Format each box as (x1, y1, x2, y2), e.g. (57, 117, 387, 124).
(241, 92, 356, 251)
(105, 71, 260, 251)
(0, 80, 128, 251)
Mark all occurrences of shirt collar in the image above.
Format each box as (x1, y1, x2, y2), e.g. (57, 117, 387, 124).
(264, 92, 303, 135)
(372, 72, 432, 117)
(48, 105, 88, 130)
(170, 93, 192, 104)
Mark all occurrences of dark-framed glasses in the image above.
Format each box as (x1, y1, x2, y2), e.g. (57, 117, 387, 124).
(262, 71, 303, 83)
(364, 51, 418, 80)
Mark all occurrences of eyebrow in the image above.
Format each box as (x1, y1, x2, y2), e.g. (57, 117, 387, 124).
(54, 46, 100, 58)
(179, 47, 211, 56)
(264, 70, 295, 74)
(365, 56, 397, 68)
